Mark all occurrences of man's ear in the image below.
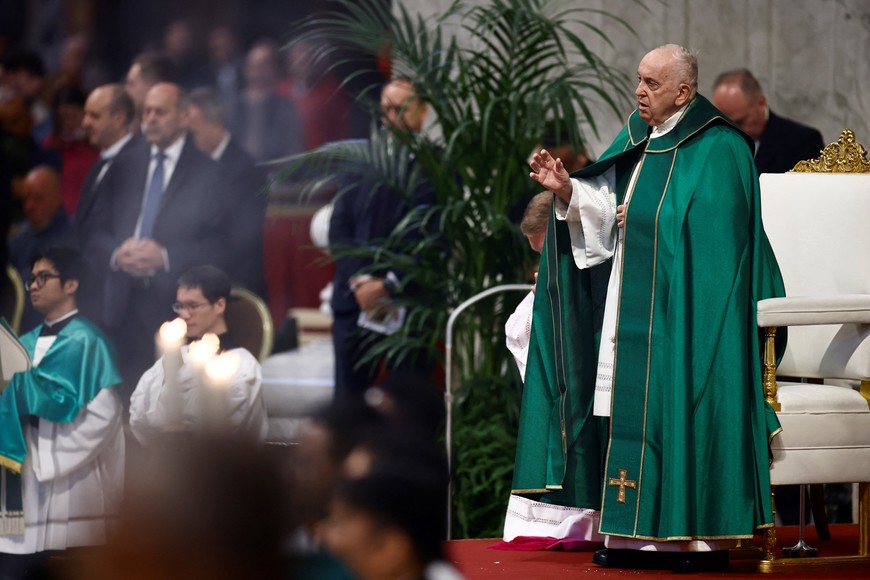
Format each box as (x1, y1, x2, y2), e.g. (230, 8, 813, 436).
(675, 83, 692, 107)
(214, 297, 226, 315)
(63, 279, 79, 296)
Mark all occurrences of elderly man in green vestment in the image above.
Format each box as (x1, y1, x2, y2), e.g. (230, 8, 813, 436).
(515, 44, 785, 572)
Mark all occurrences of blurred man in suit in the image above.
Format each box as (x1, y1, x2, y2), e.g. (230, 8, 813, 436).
(233, 40, 302, 165)
(89, 82, 221, 399)
(183, 87, 267, 298)
(125, 52, 179, 129)
(8, 166, 70, 332)
(74, 84, 144, 327)
(329, 78, 435, 394)
(712, 68, 824, 174)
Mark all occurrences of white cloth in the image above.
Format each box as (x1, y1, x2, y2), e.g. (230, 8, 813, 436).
(505, 291, 535, 381)
(0, 388, 125, 554)
(129, 345, 269, 444)
(503, 494, 602, 544)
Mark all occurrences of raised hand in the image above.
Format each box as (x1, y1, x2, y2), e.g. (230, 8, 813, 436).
(530, 149, 572, 203)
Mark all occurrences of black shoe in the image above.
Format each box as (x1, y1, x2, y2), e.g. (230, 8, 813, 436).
(591, 548, 673, 569)
(671, 550, 729, 574)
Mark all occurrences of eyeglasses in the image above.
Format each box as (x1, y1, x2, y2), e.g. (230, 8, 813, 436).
(172, 301, 211, 314)
(25, 272, 61, 290)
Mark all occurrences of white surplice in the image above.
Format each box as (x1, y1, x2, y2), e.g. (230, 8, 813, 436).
(129, 346, 269, 444)
(0, 360, 125, 554)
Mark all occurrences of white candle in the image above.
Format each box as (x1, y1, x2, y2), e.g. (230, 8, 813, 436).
(203, 350, 240, 432)
(157, 318, 187, 429)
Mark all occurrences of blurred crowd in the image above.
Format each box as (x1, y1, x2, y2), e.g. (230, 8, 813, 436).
(0, 15, 464, 580)
(0, 18, 353, 329)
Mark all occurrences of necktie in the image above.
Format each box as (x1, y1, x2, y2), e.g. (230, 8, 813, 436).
(139, 151, 166, 238)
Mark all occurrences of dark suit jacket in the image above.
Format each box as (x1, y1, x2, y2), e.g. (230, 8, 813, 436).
(328, 140, 437, 317)
(232, 94, 303, 163)
(215, 137, 267, 298)
(755, 111, 825, 174)
(90, 134, 222, 331)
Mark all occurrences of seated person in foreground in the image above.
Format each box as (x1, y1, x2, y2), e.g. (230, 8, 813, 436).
(129, 265, 268, 444)
(0, 247, 124, 573)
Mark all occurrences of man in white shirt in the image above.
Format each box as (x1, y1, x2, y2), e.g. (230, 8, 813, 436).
(130, 265, 268, 444)
(0, 247, 124, 577)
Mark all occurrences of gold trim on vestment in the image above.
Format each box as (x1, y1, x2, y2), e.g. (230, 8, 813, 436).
(0, 455, 22, 475)
(548, 206, 569, 482)
(632, 150, 677, 536)
(603, 529, 768, 542)
(600, 153, 646, 523)
(644, 116, 727, 153)
(511, 488, 551, 494)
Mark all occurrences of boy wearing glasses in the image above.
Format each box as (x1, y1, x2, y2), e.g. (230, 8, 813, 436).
(0, 247, 124, 575)
(129, 265, 267, 444)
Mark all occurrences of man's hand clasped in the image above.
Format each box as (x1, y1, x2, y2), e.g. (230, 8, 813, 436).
(115, 238, 167, 277)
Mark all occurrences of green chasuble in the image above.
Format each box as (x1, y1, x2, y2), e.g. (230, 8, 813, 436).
(512, 94, 785, 541)
(0, 317, 121, 473)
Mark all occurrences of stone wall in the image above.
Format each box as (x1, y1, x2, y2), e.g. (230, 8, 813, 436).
(400, 0, 870, 158)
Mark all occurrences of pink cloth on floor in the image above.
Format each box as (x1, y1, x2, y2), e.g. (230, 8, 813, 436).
(489, 536, 604, 552)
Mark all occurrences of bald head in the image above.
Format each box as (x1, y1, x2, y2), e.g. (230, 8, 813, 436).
(83, 84, 134, 150)
(380, 78, 428, 135)
(635, 44, 697, 127)
(711, 69, 768, 140)
(22, 166, 63, 229)
(143, 83, 185, 149)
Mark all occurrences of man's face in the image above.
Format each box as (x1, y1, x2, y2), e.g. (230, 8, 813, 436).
(22, 170, 61, 228)
(380, 80, 427, 134)
(28, 259, 74, 315)
(635, 49, 686, 127)
(82, 88, 125, 149)
(125, 63, 150, 113)
(183, 104, 218, 155)
(244, 46, 276, 89)
(143, 84, 184, 149)
(175, 286, 225, 338)
(712, 83, 767, 141)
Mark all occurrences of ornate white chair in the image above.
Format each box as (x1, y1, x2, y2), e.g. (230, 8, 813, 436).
(756, 130, 870, 572)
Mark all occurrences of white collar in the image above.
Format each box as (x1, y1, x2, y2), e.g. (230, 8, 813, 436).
(650, 103, 689, 139)
(211, 131, 231, 161)
(102, 132, 133, 160)
(44, 308, 78, 327)
(150, 133, 186, 161)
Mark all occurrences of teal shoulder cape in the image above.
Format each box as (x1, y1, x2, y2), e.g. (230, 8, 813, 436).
(512, 95, 785, 540)
(0, 316, 121, 473)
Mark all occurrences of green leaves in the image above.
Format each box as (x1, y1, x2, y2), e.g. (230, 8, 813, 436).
(284, 0, 634, 538)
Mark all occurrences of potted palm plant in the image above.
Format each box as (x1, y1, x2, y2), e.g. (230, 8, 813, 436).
(287, 0, 635, 538)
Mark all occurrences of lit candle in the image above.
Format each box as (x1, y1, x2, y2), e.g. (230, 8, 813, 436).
(187, 332, 220, 370)
(157, 318, 187, 429)
(203, 350, 240, 432)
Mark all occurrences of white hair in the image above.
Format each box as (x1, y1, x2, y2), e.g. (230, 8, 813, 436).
(655, 43, 698, 94)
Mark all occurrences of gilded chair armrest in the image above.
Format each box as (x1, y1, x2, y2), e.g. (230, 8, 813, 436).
(757, 295, 870, 327)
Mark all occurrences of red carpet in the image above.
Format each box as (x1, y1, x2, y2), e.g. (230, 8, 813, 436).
(445, 525, 867, 578)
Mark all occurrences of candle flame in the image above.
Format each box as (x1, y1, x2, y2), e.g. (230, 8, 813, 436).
(204, 351, 241, 388)
(159, 318, 187, 346)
